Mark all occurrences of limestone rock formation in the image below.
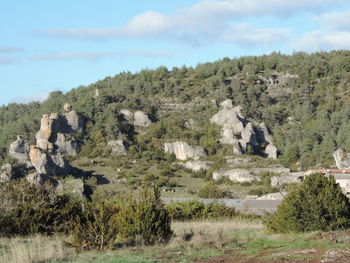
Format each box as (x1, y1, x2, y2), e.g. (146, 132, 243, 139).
(265, 144, 278, 160)
(210, 99, 277, 158)
(9, 136, 31, 166)
(333, 149, 350, 169)
(270, 172, 304, 187)
(108, 140, 127, 156)
(164, 141, 206, 160)
(64, 110, 84, 133)
(213, 169, 260, 183)
(29, 146, 70, 176)
(54, 133, 79, 156)
(63, 103, 72, 112)
(182, 160, 211, 172)
(0, 163, 13, 183)
(133, 111, 152, 127)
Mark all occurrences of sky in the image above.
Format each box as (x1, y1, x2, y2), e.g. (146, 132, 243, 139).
(1, 0, 350, 105)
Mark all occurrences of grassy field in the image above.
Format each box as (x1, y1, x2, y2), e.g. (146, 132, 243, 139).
(1, 218, 350, 263)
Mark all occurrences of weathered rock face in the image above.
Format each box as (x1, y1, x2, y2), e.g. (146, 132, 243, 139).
(213, 169, 260, 183)
(210, 99, 277, 159)
(265, 144, 278, 160)
(64, 111, 85, 133)
(53, 133, 79, 156)
(164, 141, 206, 160)
(0, 163, 13, 183)
(333, 149, 350, 169)
(63, 103, 72, 112)
(29, 146, 71, 176)
(9, 136, 31, 165)
(182, 160, 211, 172)
(108, 140, 127, 156)
(270, 172, 304, 187)
(134, 111, 152, 127)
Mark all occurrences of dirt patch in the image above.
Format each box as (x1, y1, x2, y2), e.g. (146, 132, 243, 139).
(321, 248, 350, 263)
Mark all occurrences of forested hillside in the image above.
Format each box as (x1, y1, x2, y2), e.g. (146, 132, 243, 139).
(1, 50, 350, 170)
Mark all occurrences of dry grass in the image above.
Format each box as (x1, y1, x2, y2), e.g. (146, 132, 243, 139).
(0, 235, 74, 263)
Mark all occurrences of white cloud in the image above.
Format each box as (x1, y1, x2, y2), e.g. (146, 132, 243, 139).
(28, 50, 172, 62)
(316, 9, 350, 31)
(221, 23, 292, 46)
(291, 31, 350, 52)
(34, 0, 343, 46)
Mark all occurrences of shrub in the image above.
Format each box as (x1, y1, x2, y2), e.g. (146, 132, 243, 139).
(198, 182, 229, 198)
(69, 195, 119, 250)
(0, 179, 83, 236)
(116, 185, 173, 245)
(166, 200, 238, 221)
(264, 174, 350, 233)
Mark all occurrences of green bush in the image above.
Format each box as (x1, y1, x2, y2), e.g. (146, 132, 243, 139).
(197, 182, 230, 198)
(166, 200, 238, 221)
(69, 195, 119, 250)
(0, 179, 83, 236)
(116, 185, 173, 245)
(264, 174, 350, 233)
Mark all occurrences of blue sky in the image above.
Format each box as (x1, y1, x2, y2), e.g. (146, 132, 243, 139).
(1, 0, 350, 105)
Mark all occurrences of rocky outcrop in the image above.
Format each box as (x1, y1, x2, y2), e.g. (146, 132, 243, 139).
(210, 99, 277, 159)
(134, 111, 152, 127)
(120, 109, 153, 127)
(108, 140, 127, 156)
(265, 144, 278, 160)
(213, 166, 290, 183)
(28, 105, 85, 177)
(29, 146, 70, 176)
(213, 169, 260, 183)
(164, 141, 206, 160)
(270, 172, 304, 187)
(9, 136, 31, 166)
(333, 149, 350, 169)
(0, 163, 13, 183)
(182, 160, 211, 172)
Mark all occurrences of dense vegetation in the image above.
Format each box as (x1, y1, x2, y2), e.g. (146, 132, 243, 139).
(1, 51, 350, 170)
(264, 174, 350, 233)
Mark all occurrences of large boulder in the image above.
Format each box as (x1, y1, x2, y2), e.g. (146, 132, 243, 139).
(333, 149, 350, 169)
(271, 172, 304, 187)
(133, 111, 152, 127)
(9, 136, 31, 165)
(182, 160, 211, 172)
(29, 146, 70, 176)
(64, 110, 84, 133)
(265, 144, 278, 160)
(164, 141, 206, 160)
(213, 169, 260, 183)
(210, 105, 245, 135)
(108, 140, 127, 156)
(54, 133, 79, 156)
(120, 109, 133, 121)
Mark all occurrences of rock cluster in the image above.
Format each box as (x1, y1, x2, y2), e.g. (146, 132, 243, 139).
(181, 160, 211, 172)
(210, 99, 277, 159)
(120, 109, 152, 127)
(333, 149, 350, 169)
(213, 169, 260, 183)
(164, 141, 206, 161)
(9, 136, 31, 167)
(28, 106, 84, 180)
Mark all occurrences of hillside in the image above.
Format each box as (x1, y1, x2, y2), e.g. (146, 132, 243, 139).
(1, 50, 350, 198)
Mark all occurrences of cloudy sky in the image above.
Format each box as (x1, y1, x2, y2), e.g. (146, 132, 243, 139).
(1, 0, 350, 105)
